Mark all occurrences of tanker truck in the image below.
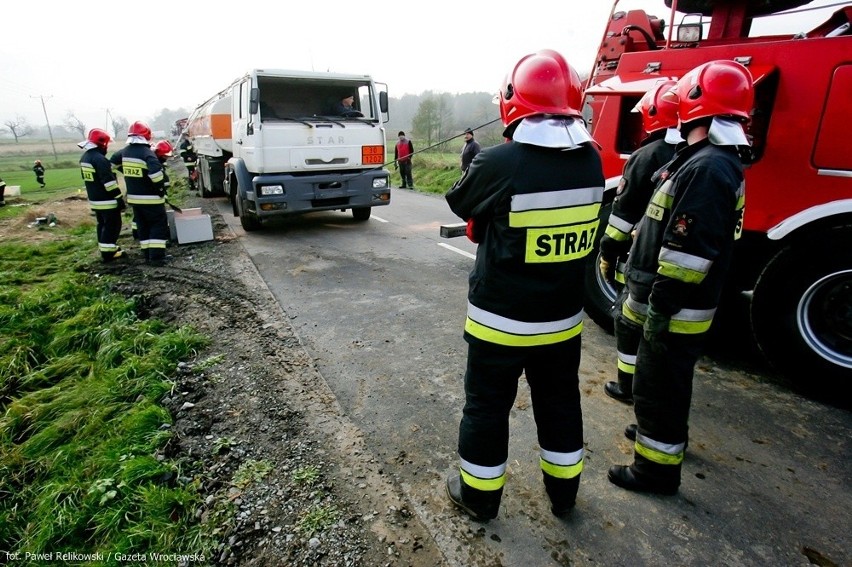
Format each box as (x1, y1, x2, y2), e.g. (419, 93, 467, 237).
(582, 0, 852, 389)
(186, 69, 391, 230)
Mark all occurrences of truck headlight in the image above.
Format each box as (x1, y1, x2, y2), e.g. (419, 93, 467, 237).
(260, 184, 284, 196)
(372, 178, 388, 189)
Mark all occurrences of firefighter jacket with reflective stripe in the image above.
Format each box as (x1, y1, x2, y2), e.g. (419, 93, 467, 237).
(110, 143, 165, 205)
(179, 138, 197, 166)
(80, 148, 122, 210)
(446, 140, 604, 347)
(623, 139, 744, 333)
(600, 133, 677, 262)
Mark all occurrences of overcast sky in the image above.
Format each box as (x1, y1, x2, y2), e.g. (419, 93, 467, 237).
(1, 0, 844, 134)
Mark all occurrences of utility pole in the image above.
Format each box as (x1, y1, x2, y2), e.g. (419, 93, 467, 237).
(105, 108, 118, 138)
(32, 95, 58, 162)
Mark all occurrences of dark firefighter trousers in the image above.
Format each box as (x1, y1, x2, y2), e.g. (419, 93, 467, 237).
(632, 330, 707, 486)
(96, 209, 122, 261)
(614, 287, 641, 395)
(458, 336, 584, 509)
(131, 203, 169, 261)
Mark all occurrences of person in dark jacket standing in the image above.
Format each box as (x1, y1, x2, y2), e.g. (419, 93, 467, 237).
(444, 49, 604, 521)
(460, 127, 481, 172)
(598, 80, 681, 404)
(608, 60, 754, 495)
(178, 134, 198, 192)
(110, 121, 168, 265)
(79, 128, 125, 262)
(394, 131, 414, 189)
(33, 160, 46, 188)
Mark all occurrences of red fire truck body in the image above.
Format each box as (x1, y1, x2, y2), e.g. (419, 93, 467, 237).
(583, 0, 852, 387)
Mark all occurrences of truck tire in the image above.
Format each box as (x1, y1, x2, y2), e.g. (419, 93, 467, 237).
(583, 201, 618, 335)
(200, 174, 213, 199)
(750, 227, 852, 390)
(235, 192, 262, 232)
(352, 207, 371, 221)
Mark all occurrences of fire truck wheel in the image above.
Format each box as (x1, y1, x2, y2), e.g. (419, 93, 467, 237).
(352, 207, 371, 221)
(751, 227, 852, 389)
(236, 192, 262, 232)
(583, 201, 617, 335)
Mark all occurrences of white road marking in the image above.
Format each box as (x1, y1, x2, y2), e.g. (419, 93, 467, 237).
(371, 215, 389, 223)
(438, 242, 476, 260)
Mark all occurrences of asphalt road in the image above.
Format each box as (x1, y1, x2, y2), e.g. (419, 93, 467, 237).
(214, 189, 851, 567)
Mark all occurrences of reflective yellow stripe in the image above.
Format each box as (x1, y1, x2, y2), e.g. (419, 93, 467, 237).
(127, 195, 165, 205)
(658, 248, 712, 284)
(658, 261, 706, 283)
(617, 350, 636, 374)
(540, 457, 584, 479)
(622, 296, 647, 326)
(605, 224, 631, 241)
(466, 304, 584, 346)
(635, 433, 685, 466)
(466, 317, 582, 346)
(604, 214, 633, 241)
(459, 468, 505, 492)
(510, 203, 601, 228)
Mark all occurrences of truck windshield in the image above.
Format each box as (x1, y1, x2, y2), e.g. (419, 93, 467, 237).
(257, 76, 377, 123)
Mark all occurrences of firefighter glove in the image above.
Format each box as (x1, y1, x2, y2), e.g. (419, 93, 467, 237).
(643, 305, 670, 354)
(116, 197, 126, 211)
(599, 256, 616, 283)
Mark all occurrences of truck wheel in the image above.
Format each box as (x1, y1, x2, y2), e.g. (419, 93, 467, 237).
(750, 227, 852, 390)
(236, 193, 262, 232)
(352, 207, 371, 221)
(583, 201, 617, 334)
(200, 175, 213, 198)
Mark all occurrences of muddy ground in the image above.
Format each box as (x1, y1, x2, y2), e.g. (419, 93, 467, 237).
(2, 182, 444, 566)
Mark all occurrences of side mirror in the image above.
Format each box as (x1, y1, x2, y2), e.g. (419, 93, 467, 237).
(379, 91, 389, 113)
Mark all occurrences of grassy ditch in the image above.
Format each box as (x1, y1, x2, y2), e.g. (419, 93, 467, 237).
(0, 227, 211, 560)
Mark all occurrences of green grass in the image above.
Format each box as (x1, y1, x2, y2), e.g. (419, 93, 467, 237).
(0, 227, 212, 560)
(384, 146, 461, 196)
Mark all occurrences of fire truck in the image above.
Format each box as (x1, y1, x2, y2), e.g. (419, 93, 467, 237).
(583, 0, 852, 387)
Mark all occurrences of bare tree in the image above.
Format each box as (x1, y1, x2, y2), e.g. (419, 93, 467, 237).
(64, 112, 87, 137)
(111, 116, 129, 139)
(2, 115, 35, 142)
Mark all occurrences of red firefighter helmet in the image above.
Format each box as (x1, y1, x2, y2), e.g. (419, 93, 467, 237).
(154, 140, 174, 159)
(635, 80, 679, 133)
(675, 60, 754, 124)
(128, 120, 153, 140)
(87, 128, 112, 150)
(499, 49, 583, 127)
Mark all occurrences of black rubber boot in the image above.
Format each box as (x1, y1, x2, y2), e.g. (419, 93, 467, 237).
(625, 423, 637, 441)
(607, 465, 679, 495)
(542, 473, 578, 519)
(604, 378, 633, 404)
(445, 475, 500, 521)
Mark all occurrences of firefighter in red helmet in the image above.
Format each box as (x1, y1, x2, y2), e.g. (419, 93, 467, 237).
(79, 128, 125, 262)
(444, 49, 605, 521)
(609, 60, 754, 494)
(599, 80, 682, 404)
(110, 121, 170, 265)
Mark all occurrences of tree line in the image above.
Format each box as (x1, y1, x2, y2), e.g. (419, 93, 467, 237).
(1, 92, 505, 148)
